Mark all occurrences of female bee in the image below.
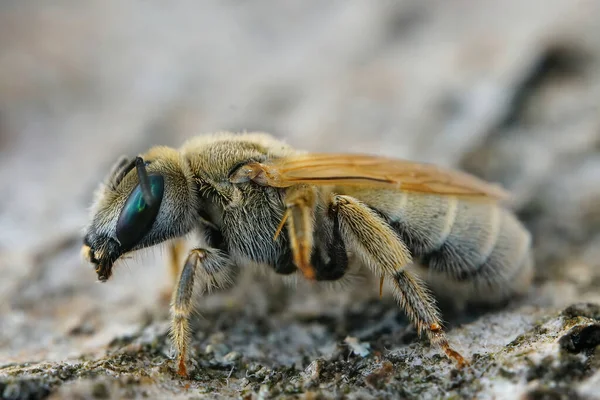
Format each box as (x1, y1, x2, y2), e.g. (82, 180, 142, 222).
(82, 132, 533, 377)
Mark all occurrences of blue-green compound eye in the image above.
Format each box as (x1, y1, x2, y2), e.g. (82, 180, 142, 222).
(116, 175, 164, 252)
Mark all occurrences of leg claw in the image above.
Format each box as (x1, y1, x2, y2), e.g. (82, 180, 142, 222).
(177, 356, 188, 378)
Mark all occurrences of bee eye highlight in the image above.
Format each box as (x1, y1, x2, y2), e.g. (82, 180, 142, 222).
(116, 175, 164, 252)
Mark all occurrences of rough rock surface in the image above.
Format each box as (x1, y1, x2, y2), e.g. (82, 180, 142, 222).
(1, 1, 600, 399)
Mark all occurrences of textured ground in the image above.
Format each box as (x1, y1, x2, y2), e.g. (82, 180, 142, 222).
(1, 1, 600, 399)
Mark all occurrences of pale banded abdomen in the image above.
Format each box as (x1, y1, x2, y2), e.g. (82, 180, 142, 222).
(383, 193, 533, 294)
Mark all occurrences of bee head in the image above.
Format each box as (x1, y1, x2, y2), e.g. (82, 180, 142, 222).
(82, 147, 197, 282)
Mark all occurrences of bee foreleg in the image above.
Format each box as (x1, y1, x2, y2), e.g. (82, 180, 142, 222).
(170, 248, 236, 378)
(160, 239, 186, 304)
(282, 185, 317, 280)
(331, 194, 468, 368)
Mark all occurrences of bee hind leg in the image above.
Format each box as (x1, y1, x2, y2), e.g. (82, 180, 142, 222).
(170, 248, 236, 378)
(331, 194, 468, 368)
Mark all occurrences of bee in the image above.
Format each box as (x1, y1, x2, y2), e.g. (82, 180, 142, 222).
(82, 132, 533, 377)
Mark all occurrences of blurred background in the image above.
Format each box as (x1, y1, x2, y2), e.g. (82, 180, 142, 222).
(1, 1, 600, 398)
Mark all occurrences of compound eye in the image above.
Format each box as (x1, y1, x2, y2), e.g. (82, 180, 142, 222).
(116, 175, 164, 252)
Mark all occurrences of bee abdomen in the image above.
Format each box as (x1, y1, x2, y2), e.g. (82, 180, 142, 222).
(389, 193, 459, 256)
(388, 194, 532, 291)
(462, 210, 533, 293)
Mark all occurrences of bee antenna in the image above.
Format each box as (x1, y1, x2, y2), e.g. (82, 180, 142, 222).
(110, 157, 136, 189)
(135, 157, 154, 206)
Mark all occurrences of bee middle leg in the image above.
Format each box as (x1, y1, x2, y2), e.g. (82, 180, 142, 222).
(170, 247, 236, 378)
(331, 194, 468, 368)
(275, 204, 349, 280)
(279, 185, 317, 280)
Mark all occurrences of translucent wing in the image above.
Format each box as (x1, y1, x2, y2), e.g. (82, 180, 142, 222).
(236, 153, 509, 201)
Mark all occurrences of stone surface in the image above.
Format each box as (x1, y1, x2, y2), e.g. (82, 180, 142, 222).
(1, 1, 600, 399)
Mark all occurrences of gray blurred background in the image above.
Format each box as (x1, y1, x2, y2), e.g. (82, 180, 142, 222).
(1, 1, 600, 399)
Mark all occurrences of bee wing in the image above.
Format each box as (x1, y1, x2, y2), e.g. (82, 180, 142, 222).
(259, 153, 509, 201)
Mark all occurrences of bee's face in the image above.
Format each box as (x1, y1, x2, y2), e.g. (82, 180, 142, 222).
(82, 148, 197, 281)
